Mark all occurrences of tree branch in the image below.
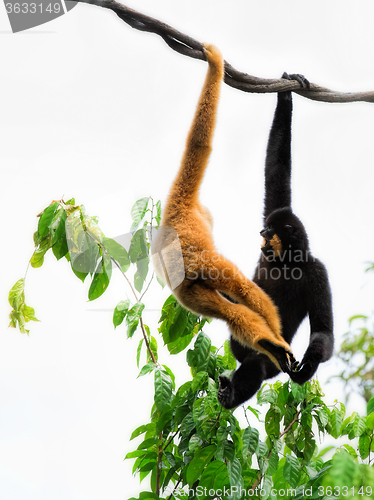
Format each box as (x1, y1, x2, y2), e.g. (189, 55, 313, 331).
(69, 0, 374, 103)
(251, 409, 301, 491)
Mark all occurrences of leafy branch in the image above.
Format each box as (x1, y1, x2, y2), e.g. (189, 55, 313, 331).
(8, 196, 161, 366)
(8, 195, 374, 497)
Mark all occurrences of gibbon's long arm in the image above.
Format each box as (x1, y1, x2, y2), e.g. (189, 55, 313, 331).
(156, 45, 296, 372)
(263, 80, 293, 221)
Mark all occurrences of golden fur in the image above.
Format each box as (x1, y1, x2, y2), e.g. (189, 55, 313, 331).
(154, 44, 294, 369)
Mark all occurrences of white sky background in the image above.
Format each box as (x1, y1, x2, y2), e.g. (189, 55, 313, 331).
(1, 0, 374, 498)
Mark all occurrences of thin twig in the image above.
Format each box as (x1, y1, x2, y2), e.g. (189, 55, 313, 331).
(251, 409, 301, 491)
(111, 257, 139, 302)
(167, 476, 183, 500)
(140, 316, 157, 365)
(139, 272, 154, 302)
(111, 257, 157, 364)
(70, 0, 374, 103)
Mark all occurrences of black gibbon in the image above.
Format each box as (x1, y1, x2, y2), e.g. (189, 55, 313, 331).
(153, 45, 296, 373)
(218, 74, 334, 409)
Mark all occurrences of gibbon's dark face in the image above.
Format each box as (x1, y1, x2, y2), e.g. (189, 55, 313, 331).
(260, 207, 309, 260)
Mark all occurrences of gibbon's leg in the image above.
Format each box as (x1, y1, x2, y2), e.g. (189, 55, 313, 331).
(178, 281, 293, 372)
(218, 353, 280, 409)
(194, 251, 282, 338)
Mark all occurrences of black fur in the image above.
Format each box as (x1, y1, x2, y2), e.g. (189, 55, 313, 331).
(218, 74, 334, 409)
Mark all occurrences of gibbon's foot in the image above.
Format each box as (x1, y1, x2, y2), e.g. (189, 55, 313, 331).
(257, 338, 295, 373)
(217, 375, 236, 409)
(282, 72, 310, 89)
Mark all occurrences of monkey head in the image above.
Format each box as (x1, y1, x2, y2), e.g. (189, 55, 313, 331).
(260, 207, 309, 261)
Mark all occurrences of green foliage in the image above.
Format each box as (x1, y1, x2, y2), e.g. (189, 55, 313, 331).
(9, 198, 374, 498)
(10, 196, 160, 336)
(334, 312, 374, 404)
(8, 278, 39, 334)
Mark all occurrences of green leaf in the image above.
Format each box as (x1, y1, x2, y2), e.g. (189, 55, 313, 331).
(134, 256, 150, 293)
(136, 339, 144, 368)
(316, 445, 335, 458)
(244, 426, 259, 455)
(348, 314, 368, 324)
(155, 200, 162, 226)
(131, 197, 150, 230)
(358, 432, 371, 460)
(329, 407, 343, 438)
(137, 438, 160, 450)
(191, 371, 208, 392)
(290, 381, 307, 404)
(227, 458, 243, 499)
(126, 302, 145, 338)
(222, 339, 237, 370)
(187, 332, 211, 373)
(8, 279, 39, 333)
(147, 335, 158, 364)
(51, 209, 68, 260)
(129, 229, 148, 264)
(38, 202, 59, 239)
(88, 256, 112, 301)
(267, 449, 279, 476)
(349, 413, 366, 439)
(367, 396, 374, 415)
(124, 449, 148, 460)
(186, 445, 216, 486)
(154, 368, 173, 412)
(130, 423, 156, 441)
(343, 444, 358, 459)
(138, 363, 156, 378)
(156, 405, 174, 435)
(257, 387, 277, 405)
(303, 435, 316, 463)
(199, 461, 229, 492)
(283, 455, 301, 488)
(113, 299, 131, 328)
(166, 331, 194, 355)
(265, 406, 281, 437)
(102, 237, 130, 273)
(30, 236, 53, 268)
(323, 451, 359, 488)
(22, 305, 39, 323)
(70, 235, 100, 274)
(52, 236, 69, 260)
(180, 413, 195, 438)
(366, 412, 374, 430)
(8, 279, 25, 309)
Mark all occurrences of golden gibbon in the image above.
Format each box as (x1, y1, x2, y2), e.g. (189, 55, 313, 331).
(153, 44, 295, 372)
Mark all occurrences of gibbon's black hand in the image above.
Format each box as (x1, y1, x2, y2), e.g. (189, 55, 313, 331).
(290, 360, 316, 385)
(283, 72, 311, 89)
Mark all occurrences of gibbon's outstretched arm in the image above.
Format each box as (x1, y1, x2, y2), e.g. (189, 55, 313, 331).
(263, 75, 293, 220)
(263, 73, 309, 220)
(155, 45, 296, 372)
(219, 73, 333, 409)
